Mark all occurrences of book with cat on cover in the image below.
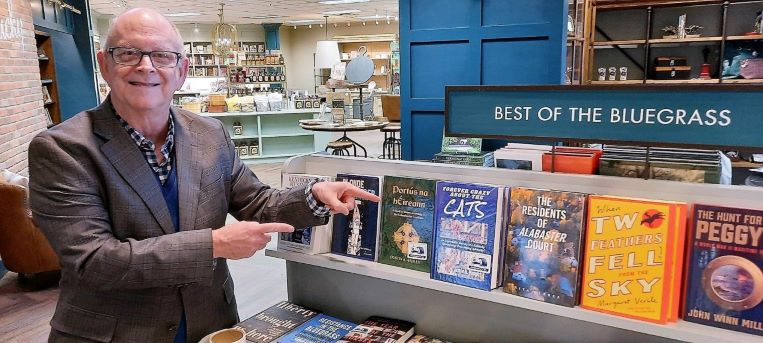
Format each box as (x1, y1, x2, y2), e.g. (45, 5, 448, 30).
(431, 181, 505, 290)
(279, 173, 334, 254)
(503, 187, 587, 307)
(378, 176, 436, 273)
(337, 316, 415, 343)
(277, 314, 356, 343)
(234, 301, 320, 343)
(683, 204, 763, 336)
(331, 174, 381, 261)
(580, 195, 687, 324)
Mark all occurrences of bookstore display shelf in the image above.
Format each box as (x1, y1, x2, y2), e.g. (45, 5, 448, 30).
(266, 250, 755, 343)
(200, 110, 330, 162)
(270, 154, 763, 343)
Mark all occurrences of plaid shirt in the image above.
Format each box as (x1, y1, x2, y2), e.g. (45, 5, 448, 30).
(116, 113, 175, 185)
(306, 179, 331, 217)
(116, 112, 329, 216)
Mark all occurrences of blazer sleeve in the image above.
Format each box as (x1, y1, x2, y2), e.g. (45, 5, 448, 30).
(28, 134, 215, 291)
(220, 123, 328, 228)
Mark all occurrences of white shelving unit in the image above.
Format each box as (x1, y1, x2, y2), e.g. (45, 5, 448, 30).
(200, 109, 330, 162)
(266, 154, 763, 343)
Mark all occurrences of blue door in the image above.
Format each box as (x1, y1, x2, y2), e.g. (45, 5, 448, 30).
(400, 0, 568, 160)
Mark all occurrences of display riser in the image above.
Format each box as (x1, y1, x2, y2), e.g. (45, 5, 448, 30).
(285, 261, 673, 343)
(268, 154, 763, 343)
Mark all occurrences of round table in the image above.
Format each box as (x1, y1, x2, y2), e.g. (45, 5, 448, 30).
(299, 121, 388, 157)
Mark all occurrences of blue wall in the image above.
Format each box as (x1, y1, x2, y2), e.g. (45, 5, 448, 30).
(400, 0, 568, 160)
(32, 0, 98, 121)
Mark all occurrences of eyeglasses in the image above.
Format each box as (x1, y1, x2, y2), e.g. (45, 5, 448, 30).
(107, 47, 182, 68)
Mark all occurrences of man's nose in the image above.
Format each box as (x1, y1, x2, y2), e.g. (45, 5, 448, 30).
(136, 54, 156, 70)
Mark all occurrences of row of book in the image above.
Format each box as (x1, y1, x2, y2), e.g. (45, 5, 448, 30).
(280, 173, 763, 336)
(233, 301, 449, 343)
(495, 143, 730, 184)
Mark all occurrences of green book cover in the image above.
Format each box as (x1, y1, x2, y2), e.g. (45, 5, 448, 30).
(378, 176, 436, 272)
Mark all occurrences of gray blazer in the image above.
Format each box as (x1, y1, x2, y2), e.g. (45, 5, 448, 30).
(29, 98, 325, 342)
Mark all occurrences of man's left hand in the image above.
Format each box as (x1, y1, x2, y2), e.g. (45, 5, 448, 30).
(311, 181, 381, 215)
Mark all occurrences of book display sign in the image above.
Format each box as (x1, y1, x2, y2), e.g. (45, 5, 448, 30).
(445, 85, 763, 150)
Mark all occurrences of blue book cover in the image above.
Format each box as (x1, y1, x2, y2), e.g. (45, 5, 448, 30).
(277, 314, 356, 343)
(279, 173, 334, 254)
(684, 204, 763, 336)
(331, 174, 381, 261)
(431, 181, 505, 290)
(503, 187, 587, 307)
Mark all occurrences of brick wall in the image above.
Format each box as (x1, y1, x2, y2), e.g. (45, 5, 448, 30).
(0, 0, 47, 176)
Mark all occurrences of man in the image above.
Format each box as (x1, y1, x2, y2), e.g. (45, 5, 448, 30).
(28, 8, 378, 343)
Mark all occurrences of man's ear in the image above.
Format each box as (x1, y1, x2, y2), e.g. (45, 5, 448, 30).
(176, 56, 190, 90)
(97, 50, 110, 82)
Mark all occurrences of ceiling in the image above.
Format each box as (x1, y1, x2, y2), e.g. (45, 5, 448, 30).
(88, 0, 399, 26)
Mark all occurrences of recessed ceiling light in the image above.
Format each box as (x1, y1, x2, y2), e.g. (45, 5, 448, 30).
(322, 9, 361, 16)
(319, 0, 370, 4)
(166, 12, 201, 17)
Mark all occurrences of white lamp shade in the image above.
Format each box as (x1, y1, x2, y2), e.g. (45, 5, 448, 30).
(315, 40, 341, 69)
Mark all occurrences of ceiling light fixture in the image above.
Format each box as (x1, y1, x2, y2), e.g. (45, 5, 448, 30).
(194, 23, 199, 33)
(165, 12, 201, 17)
(314, 15, 341, 69)
(210, 3, 238, 56)
(322, 9, 361, 16)
(318, 0, 370, 4)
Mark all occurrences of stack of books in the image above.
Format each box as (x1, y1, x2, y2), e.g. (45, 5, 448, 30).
(432, 137, 494, 167)
(599, 145, 723, 183)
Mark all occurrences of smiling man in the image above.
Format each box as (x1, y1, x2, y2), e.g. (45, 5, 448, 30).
(28, 8, 378, 343)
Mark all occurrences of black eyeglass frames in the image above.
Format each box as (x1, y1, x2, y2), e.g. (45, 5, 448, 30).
(107, 47, 182, 68)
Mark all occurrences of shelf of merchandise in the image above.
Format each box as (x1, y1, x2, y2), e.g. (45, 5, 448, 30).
(335, 38, 394, 92)
(199, 109, 330, 162)
(645, 78, 721, 84)
(590, 80, 644, 84)
(269, 154, 763, 343)
(587, 0, 763, 85)
(36, 30, 60, 126)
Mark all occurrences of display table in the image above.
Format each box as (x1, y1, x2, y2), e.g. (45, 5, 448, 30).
(299, 121, 387, 157)
(266, 154, 763, 343)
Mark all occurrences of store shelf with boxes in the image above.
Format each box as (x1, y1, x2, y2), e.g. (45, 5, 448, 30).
(181, 94, 330, 162)
(332, 34, 397, 94)
(587, 0, 763, 85)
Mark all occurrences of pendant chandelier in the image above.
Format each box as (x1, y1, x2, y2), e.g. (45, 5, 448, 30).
(315, 16, 340, 69)
(211, 3, 238, 56)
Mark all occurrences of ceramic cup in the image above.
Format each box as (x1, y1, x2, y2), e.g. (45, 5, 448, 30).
(209, 328, 246, 343)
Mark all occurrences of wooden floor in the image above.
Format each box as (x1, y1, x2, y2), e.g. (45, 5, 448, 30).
(0, 129, 389, 341)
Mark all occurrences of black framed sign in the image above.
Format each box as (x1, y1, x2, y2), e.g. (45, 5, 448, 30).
(445, 85, 763, 151)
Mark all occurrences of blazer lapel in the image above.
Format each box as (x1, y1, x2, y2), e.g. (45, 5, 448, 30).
(93, 98, 176, 235)
(172, 108, 201, 232)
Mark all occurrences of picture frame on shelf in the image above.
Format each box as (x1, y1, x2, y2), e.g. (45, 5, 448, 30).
(41, 86, 51, 103)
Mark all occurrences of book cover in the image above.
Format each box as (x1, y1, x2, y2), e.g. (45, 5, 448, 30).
(331, 174, 381, 261)
(580, 195, 687, 323)
(503, 187, 587, 307)
(338, 316, 415, 343)
(440, 136, 482, 155)
(234, 301, 320, 343)
(378, 176, 436, 272)
(279, 173, 334, 254)
(431, 181, 505, 291)
(683, 204, 763, 336)
(277, 314, 356, 343)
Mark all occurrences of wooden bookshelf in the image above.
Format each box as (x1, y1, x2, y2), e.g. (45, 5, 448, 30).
(35, 30, 60, 126)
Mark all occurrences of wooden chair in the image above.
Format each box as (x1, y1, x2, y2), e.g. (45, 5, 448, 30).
(325, 140, 354, 156)
(0, 181, 60, 288)
(381, 95, 401, 159)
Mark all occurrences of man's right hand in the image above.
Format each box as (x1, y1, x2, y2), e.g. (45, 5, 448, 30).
(212, 221, 294, 259)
